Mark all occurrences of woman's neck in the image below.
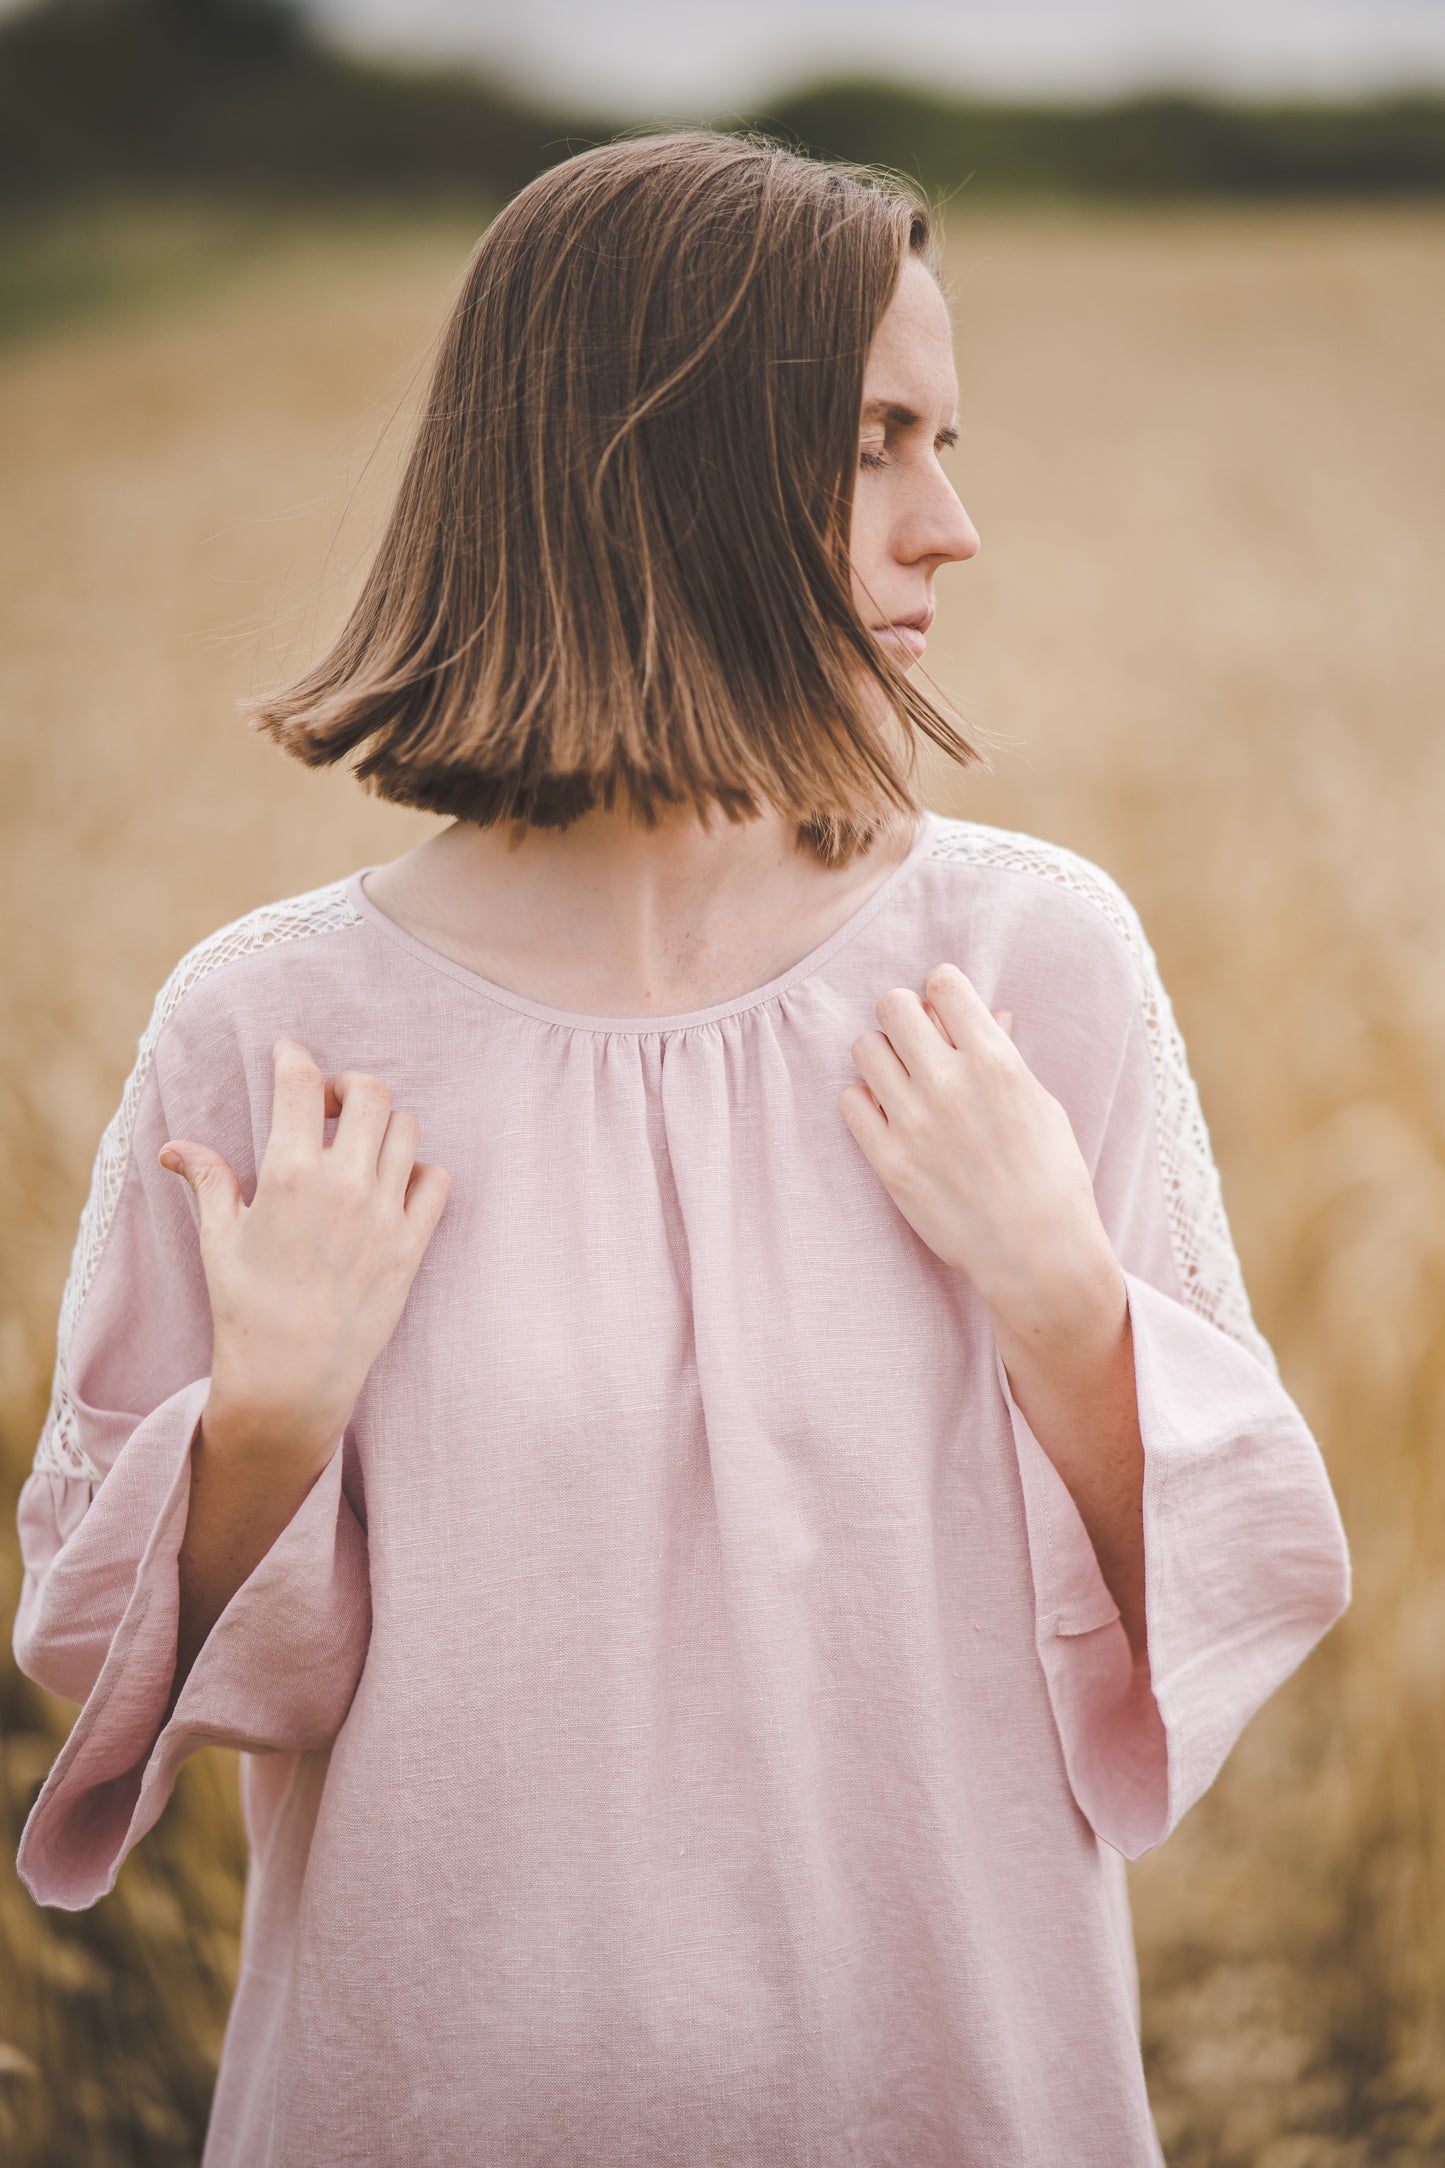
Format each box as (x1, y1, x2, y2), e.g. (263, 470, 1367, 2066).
(362, 801, 922, 1019)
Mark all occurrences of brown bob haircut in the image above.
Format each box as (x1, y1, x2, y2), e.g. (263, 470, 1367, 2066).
(251, 130, 981, 865)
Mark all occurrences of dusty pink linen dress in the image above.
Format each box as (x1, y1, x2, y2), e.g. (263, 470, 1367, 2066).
(14, 810, 1349, 2166)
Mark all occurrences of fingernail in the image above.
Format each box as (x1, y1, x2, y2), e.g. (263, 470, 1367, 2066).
(159, 1148, 184, 1174)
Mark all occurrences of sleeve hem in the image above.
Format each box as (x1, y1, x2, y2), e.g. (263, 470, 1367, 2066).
(994, 1334, 1171, 1857)
(16, 1400, 370, 1911)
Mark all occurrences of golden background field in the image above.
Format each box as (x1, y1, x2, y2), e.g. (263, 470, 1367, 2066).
(1, 206, 1441, 2164)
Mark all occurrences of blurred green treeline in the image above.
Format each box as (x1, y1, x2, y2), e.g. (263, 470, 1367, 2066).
(3, 0, 1445, 340)
(4, 0, 1445, 211)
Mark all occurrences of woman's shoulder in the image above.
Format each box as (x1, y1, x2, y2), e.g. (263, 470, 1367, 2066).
(107, 875, 376, 1140)
(923, 812, 1147, 941)
(140, 873, 369, 1045)
(919, 813, 1162, 996)
(158, 874, 365, 1001)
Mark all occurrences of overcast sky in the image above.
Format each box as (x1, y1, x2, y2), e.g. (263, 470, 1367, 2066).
(305, 0, 1445, 112)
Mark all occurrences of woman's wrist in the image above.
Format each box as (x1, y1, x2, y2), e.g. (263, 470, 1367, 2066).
(985, 1246, 1128, 1373)
(199, 1387, 347, 1478)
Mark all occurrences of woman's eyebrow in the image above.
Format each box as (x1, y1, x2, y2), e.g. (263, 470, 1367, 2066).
(863, 399, 960, 444)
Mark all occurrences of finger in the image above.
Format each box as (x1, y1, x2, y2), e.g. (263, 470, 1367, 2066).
(838, 1082, 889, 1162)
(873, 987, 952, 1077)
(376, 1108, 421, 1200)
(923, 964, 998, 1050)
(262, 1037, 327, 1177)
(327, 1070, 394, 1174)
(923, 998, 954, 1047)
(158, 1140, 244, 1230)
(993, 1009, 1015, 1038)
(850, 1028, 910, 1117)
(402, 1161, 451, 1245)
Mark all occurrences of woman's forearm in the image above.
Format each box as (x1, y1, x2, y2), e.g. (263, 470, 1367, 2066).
(839, 966, 1150, 1660)
(166, 1401, 340, 1720)
(991, 1260, 1148, 1662)
(154, 1036, 449, 1724)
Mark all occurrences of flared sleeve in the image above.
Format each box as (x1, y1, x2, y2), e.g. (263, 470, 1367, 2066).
(13, 968, 371, 1911)
(996, 868, 1350, 1861)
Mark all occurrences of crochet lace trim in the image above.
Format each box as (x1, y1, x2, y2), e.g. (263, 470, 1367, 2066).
(32, 884, 363, 1482)
(927, 816, 1278, 1376)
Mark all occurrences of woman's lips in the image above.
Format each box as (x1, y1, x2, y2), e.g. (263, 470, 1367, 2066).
(875, 622, 928, 660)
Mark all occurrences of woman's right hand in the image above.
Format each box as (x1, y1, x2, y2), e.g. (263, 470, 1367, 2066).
(158, 1034, 451, 1476)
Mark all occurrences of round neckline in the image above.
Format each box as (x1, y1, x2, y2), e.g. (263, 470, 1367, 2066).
(344, 809, 939, 1036)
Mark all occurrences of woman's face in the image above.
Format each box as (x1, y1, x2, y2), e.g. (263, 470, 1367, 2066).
(850, 254, 980, 671)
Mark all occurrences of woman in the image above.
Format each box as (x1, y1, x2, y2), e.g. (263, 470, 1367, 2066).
(13, 134, 1348, 2165)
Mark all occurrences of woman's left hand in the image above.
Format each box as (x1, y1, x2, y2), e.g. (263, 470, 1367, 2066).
(840, 962, 1123, 1340)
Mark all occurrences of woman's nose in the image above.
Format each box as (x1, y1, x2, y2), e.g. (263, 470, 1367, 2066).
(910, 488, 980, 570)
(947, 499, 982, 564)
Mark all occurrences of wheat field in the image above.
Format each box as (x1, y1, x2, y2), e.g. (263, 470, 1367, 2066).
(0, 204, 1441, 2165)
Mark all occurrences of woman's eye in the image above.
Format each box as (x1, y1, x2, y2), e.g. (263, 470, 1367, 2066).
(859, 448, 887, 470)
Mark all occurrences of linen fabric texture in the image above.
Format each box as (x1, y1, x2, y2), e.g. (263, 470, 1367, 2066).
(13, 812, 1350, 2167)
